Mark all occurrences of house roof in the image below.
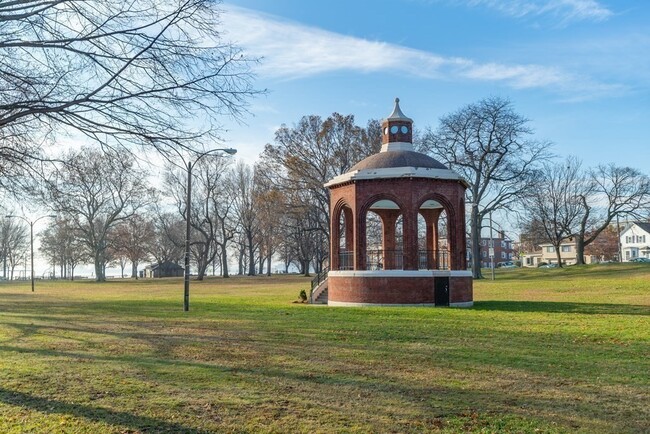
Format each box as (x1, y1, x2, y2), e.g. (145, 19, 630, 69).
(621, 221, 650, 237)
(635, 222, 650, 234)
(145, 261, 183, 270)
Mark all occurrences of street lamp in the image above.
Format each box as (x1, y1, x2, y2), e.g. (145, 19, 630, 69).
(179, 148, 236, 312)
(5, 214, 56, 292)
(489, 211, 495, 281)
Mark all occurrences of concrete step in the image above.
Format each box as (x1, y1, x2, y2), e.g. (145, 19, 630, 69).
(313, 288, 328, 304)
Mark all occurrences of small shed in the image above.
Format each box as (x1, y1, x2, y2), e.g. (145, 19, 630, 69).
(141, 261, 184, 278)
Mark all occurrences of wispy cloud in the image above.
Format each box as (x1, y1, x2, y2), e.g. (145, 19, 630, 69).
(222, 5, 621, 98)
(463, 0, 613, 24)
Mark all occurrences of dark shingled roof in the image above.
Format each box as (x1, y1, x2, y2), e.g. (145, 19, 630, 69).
(350, 150, 448, 171)
(634, 221, 650, 234)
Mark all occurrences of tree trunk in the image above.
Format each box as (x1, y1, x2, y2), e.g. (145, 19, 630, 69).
(131, 261, 138, 279)
(470, 207, 483, 279)
(555, 246, 563, 268)
(575, 236, 586, 265)
(266, 252, 272, 276)
(302, 259, 310, 277)
(220, 243, 229, 278)
(94, 260, 104, 282)
(247, 232, 255, 276)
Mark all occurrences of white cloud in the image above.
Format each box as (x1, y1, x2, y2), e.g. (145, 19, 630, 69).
(465, 0, 613, 23)
(221, 5, 617, 98)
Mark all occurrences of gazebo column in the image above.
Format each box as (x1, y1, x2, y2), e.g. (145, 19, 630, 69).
(420, 209, 442, 269)
(375, 209, 400, 269)
(457, 199, 467, 269)
(402, 208, 419, 270)
(355, 210, 367, 270)
(330, 209, 340, 270)
(447, 204, 461, 270)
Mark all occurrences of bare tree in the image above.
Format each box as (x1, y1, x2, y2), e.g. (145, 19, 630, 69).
(43, 147, 152, 281)
(584, 225, 619, 261)
(574, 165, 650, 264)
(259, 113, 381, 275)
(253, 167, 283, 276)
(523, 158, 584, 267)
(0, 0, 259, 189)
(39, 217, 87, 280)
(0, 217, 29, 279)
(421, 97, 550, 278)
(164, 154, 232, 279)
(228, 161, 258, 276)
(111, 214, 156, 278)
(151, 212, 185, 266)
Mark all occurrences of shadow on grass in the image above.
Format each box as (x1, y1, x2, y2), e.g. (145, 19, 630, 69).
(473, 300, 650, 315)
(489, 263, 650, 281)
(0, 387, 211, 433)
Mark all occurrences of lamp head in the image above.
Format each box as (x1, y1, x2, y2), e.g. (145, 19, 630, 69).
(223, 148, 237, 155)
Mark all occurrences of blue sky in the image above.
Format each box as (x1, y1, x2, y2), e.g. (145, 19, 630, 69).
(217, 0, 649, 169)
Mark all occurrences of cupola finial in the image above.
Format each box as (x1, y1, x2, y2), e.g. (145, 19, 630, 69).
(387, 97, 411, 121)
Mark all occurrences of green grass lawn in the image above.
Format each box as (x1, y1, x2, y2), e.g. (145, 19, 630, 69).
(0, 264, 648, 433)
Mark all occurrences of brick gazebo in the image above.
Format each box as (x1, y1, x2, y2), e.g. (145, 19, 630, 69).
(324, 99, 473, 307)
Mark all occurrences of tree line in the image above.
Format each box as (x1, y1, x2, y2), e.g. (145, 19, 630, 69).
(2, 97, 648, 281)
(1, 2, 648, 280)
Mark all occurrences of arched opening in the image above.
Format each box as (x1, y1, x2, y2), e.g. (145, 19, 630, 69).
(365, 199, 403, 270)
(335, 205, 354, 270)
(417, 200, 450, 270)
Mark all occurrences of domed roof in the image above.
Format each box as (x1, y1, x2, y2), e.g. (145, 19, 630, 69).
(350, 150, 448, 171)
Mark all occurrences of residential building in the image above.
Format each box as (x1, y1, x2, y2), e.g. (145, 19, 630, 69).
(468, 230, 514, 268)
(620, 222, 650, 262)
(521, 238, 598, 267)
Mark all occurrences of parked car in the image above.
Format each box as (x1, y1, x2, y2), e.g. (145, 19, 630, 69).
(496, 261, 517, 268)
(539, 263, 559, 268)
(630, 257, 650, 263)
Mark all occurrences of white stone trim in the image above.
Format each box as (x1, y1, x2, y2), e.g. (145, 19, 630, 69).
(449, 301, 474, 308)
(329, 270, 472, 278)
(380, 142, 413, 152)
(328, 300, 473, 308)
(324, 167, 468, 188)
(328, 301, 435, 307)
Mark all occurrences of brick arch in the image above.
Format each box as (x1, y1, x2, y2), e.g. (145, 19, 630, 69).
(331, 198, 354, 271)
(415, 193, 456, 223)
(358, 193, 405, 220)
(356, 194, 408, 271)
(416, 191, 465, 270)
(332, 198, 353, 223)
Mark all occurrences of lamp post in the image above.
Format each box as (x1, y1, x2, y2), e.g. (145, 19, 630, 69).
(489, 211, 495, 281)
(180, 148, 236, 312)
(5, 214, 55, 292)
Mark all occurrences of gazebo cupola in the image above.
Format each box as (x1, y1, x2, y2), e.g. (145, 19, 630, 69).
(322, 98, 473, 307)
(381, 97, 413, 152)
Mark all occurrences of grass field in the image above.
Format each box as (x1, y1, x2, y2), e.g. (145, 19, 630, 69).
(0, 264, 648, 433)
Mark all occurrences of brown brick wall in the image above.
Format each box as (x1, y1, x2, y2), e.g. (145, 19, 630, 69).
(449, 277, 473, 303)
(329, 275, 472, 305)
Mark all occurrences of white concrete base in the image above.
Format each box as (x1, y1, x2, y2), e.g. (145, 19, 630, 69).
(328, 270, 472, 278)
(328, 300, 436, 307)
(449, 301, 474, 308)
(328, 300, 473, 307)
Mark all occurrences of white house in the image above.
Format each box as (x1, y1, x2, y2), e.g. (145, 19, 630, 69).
(521, 238, 598, 267)
(620, 222, 650, 262)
